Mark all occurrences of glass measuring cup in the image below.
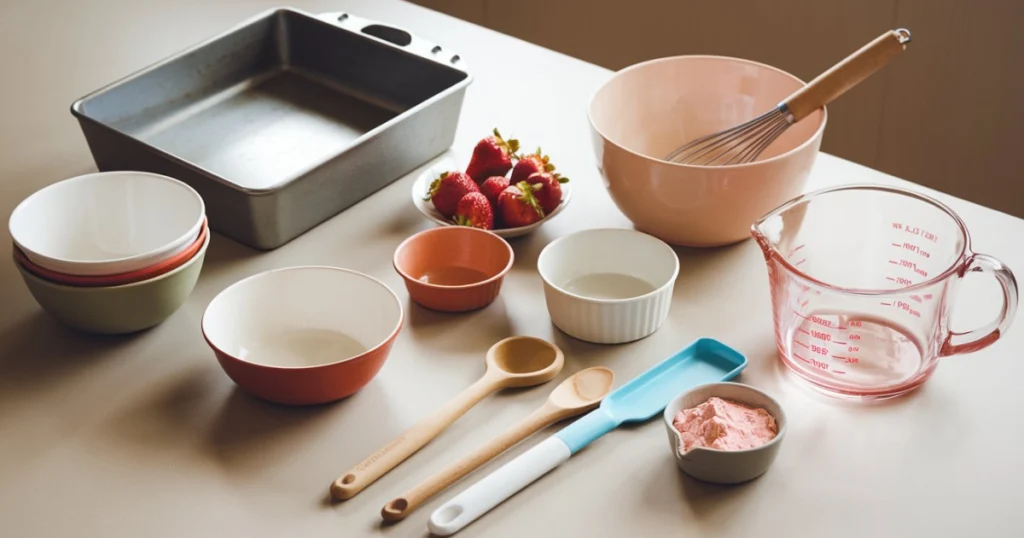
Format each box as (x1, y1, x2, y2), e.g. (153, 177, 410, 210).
(752, 184, 1018, 399)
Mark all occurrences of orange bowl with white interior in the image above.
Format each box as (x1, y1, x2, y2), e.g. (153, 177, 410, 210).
(202, 266, 403, 405)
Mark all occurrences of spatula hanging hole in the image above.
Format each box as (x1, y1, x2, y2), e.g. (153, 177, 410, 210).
(382, 498, 408, 519)
(450, 55, 461, 64)
(337, 13, 349, 22)
(435, 505, 463, 524)
(341, 474, 356, 485)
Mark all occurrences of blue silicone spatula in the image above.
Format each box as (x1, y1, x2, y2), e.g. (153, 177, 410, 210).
(427, 338, 748, 535)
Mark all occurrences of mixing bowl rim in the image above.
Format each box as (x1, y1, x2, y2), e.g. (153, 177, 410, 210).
(8, 170, 206, 268)
(586, 54, 828, 170)
(201, 265, 405, 372)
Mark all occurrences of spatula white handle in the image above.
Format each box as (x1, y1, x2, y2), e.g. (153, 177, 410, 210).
(427, 436, 571, 536)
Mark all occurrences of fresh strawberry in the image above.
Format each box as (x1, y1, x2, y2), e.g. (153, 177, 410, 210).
(509, 147, 555, 184)
(480, 176, 510, 206)
(526, 172, 569, 214)
(465, 128, 520, 183)
(425, 171, 478, 218)
(498, 181, 545, 228)
(452, 192, 494, 230)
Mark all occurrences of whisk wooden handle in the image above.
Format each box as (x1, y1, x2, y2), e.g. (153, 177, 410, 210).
(784, 29, 910, 121)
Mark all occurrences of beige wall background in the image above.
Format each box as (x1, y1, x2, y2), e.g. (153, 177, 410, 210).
(411, 0, 1024, 219)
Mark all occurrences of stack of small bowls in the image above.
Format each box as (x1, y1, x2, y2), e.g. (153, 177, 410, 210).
(9, 171, 209, 335)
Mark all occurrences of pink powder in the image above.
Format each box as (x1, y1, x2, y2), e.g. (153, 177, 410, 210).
(672, 396, 778, 452)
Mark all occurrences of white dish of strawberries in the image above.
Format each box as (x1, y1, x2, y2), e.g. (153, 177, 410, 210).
(412, 128, 571, 238)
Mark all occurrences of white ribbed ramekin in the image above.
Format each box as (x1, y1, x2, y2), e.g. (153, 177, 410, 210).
(537, 228, 679, 344)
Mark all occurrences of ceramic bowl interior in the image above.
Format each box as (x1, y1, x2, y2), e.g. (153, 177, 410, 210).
(394, 227, 513, 288)
(9, 170, 205, 275)
(202, 267, 403, 369)
(537, 228, 679, 301)
(589, 55, 825, 165)
(663, 382, 787, 484)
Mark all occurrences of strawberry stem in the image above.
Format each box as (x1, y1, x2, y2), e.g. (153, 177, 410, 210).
(515, 180, 545, 217)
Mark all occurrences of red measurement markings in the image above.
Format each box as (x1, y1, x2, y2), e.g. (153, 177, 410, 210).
(894, 276, 913, 286)
(886, 276, 896, 282)
(849, 321, 862, 327)
(794, 259, 806, 266)
(794, 340, 810, 349)
(923, 293, 933, 301)
(833, 370, 847, 375)
(897, 242, 931, 258)
(810, 344, 829, 356)
(788, 244, 805, 256)
(889, 260, 899, 265)
(894, 301, 922, 318)
(849, 334, 861, 340)
(810, 329, 831, 342)
(880, 302, 893, 306)
(891, 223, 939, 243)
(897, 259, 929, 278)
(833, 340, 847, 345)
(799, 299, 809, 307)
(793, 352, 811, 363)
(808, 358, 830, 370)
(909, 294, 923, 303)
(832, 356, 860, 364)
(809, 315, 832, 328)
(797, 328, 810, 335)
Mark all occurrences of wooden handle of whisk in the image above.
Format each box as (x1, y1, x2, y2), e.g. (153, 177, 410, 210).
(784, 28, 911, 121)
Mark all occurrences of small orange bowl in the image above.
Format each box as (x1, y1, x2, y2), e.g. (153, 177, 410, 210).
(13, 219, 208, 287)
(393, 227, 514, 313)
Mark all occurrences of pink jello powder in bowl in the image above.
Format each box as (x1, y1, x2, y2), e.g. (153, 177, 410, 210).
(672, 396, 778, 452)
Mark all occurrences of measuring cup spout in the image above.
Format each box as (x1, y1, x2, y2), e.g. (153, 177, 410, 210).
(750, 223, 771, 259)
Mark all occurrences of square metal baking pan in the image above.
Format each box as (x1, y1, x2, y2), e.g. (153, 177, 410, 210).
(71, 8, 472, 249)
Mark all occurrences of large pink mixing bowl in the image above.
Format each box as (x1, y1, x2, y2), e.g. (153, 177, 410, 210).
(587, 55, 827, 247)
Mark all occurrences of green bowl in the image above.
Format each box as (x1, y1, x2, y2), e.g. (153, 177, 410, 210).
(14, 231, 209, 335)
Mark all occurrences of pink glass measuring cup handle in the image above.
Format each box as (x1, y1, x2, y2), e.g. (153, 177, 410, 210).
(940, 252, 1019, 356)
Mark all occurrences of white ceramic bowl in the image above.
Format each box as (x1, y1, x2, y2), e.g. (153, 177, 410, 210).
(663, 382, 787, 484)
(537, 228, 679, 344)
(9, 171, 205, 276)
(412, 155, 571, 239)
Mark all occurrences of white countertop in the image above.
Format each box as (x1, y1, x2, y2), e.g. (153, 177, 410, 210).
(1, 1, 1022, 536)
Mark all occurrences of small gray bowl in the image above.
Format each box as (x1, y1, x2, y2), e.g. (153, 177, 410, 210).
(663, 382, 787, 484)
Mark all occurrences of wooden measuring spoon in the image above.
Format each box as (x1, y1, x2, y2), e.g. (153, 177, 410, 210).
(380, 366, 614, 522)
(330, 336, 564, 500)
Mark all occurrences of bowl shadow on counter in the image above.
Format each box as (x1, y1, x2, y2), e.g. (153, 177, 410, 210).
(403, 296, 515, 357)
(103, 360, 392, 474)
(0, 311, 136, 400)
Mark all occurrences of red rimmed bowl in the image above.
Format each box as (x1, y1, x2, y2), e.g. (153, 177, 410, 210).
(201, 266, 404, 405)
(13, 219, 208, 287)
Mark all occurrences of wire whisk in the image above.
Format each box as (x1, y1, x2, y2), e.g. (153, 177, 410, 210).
(665, 28, 912, 166)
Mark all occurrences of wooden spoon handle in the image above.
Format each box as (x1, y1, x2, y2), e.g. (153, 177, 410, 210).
(381, 404, 563, 522)
(330, 376, 500, 500)
(784, 28, 911, 121)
